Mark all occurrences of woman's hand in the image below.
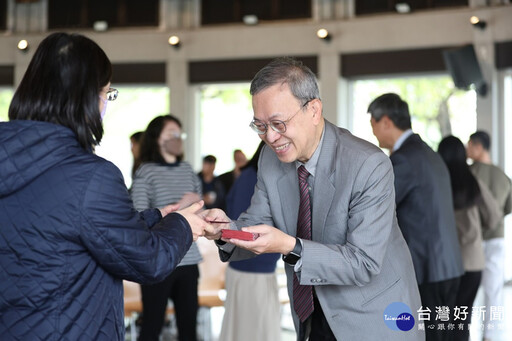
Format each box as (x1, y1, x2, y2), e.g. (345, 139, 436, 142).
(198, 208, 231, 240)
(159, 203, 180, 217)
(176, 192, 202, 209)
(175, 201, 214, 241)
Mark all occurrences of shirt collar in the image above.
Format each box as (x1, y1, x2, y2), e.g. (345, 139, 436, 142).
(393, 129, 413, 152)
(161, 160, 181, 167)
(295, 126, 325, 177)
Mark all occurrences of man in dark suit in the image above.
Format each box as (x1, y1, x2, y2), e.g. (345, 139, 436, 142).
(368, 93, 464, 341)
(203, 59, 424, 340)
(218, 149, 247, 194)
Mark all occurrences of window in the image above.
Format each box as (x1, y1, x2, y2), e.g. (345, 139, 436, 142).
(350, 75, 477, 150)
(48, 0, 159, 29)
(201, 0, 311, 25)
(198, 83, 260, 174)
(355, 0, 468, 16)
(0, 87, 14, 122)
(94, 86, 170, 187)
(0, 0, 7, 31)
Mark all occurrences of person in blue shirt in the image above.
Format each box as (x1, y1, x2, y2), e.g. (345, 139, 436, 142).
(220, 141, 282, 341)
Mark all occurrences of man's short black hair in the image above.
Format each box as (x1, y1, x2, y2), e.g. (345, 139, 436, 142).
(469, 131, 491, 151)
(367, 93, 412, 131)
(203, 155, 217, 164)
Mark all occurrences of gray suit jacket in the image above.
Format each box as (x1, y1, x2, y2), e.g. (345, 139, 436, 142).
(219, 121, 424, 340)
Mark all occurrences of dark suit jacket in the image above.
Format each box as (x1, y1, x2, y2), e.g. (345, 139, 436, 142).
(391, 133, 464, 285)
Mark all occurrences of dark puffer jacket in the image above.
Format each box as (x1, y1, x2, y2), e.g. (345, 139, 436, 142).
(0, 120, 193, 340)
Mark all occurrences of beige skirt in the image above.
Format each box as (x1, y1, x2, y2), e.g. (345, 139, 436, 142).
(219, 266, 281, 341)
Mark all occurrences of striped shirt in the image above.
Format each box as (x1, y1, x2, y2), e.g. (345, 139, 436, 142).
(130, 161, 203, 266)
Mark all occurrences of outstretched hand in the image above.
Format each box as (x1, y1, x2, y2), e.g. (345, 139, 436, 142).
(159, 203, 180, 217)
(199, 208, 231, 240)
(223, 224, 296, 255)
(175, 201, 214, 241)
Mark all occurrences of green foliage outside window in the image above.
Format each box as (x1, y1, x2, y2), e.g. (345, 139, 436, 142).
(199, 84, 260, 174)
(0, 88, 14, 122)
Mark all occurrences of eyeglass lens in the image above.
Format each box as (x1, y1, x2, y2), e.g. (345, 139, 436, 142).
(106, 88, 118, 101)
(250, 99, 310, 135)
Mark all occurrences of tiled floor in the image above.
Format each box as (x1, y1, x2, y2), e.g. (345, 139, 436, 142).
(126, 282, 512, 341)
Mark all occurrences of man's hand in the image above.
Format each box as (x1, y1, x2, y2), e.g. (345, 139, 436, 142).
(199, 208, 231, 240)
(175, 201, 214, 241)
(223, 224, 296, 255)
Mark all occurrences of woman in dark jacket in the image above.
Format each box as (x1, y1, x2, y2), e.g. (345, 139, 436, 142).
(0, 32, 210, 340)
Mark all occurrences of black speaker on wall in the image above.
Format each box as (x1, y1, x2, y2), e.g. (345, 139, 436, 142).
(442, 44, 487, 96)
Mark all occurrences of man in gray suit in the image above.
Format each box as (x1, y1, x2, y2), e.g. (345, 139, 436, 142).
(368, 93, 464, 341)
(203, 58, 424, 340)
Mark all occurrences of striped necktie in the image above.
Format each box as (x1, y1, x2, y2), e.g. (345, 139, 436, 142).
(293, 165, 314, 322)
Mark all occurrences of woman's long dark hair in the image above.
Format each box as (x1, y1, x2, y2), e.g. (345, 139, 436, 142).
(139, 115, 183, 163)
(9, 32, 112, 150)
(438, 135, 481, 210)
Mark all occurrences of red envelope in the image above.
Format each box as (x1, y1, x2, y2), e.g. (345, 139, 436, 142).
(221, 229, 258, 241)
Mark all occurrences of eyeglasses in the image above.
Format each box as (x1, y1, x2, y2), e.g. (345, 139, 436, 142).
(168, 131, 188, 140)
(106, 88, 118, 101)
(249, 99, 312, 135)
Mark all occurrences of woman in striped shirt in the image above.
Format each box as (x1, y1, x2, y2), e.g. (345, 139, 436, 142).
(131, 114, 203, 341)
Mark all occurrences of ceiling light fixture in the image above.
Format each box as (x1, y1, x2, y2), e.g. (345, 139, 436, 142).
(395, 3, 411, 14)
(243, 15, 258, 26)
(168, 35, 181, 49)
(316, 28, 331, 42)
(93, 21, 108, 32)
(470, 16, 487, 30)
(17, 39, 29, 52)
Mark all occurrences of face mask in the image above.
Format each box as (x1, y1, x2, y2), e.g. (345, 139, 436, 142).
(99, 96, 108, 120)
(163, 138, 183, 156)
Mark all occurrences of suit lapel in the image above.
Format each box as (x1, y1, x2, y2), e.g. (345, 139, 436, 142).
(312, 122, 337, 242)
(277, 161, 300, 236)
